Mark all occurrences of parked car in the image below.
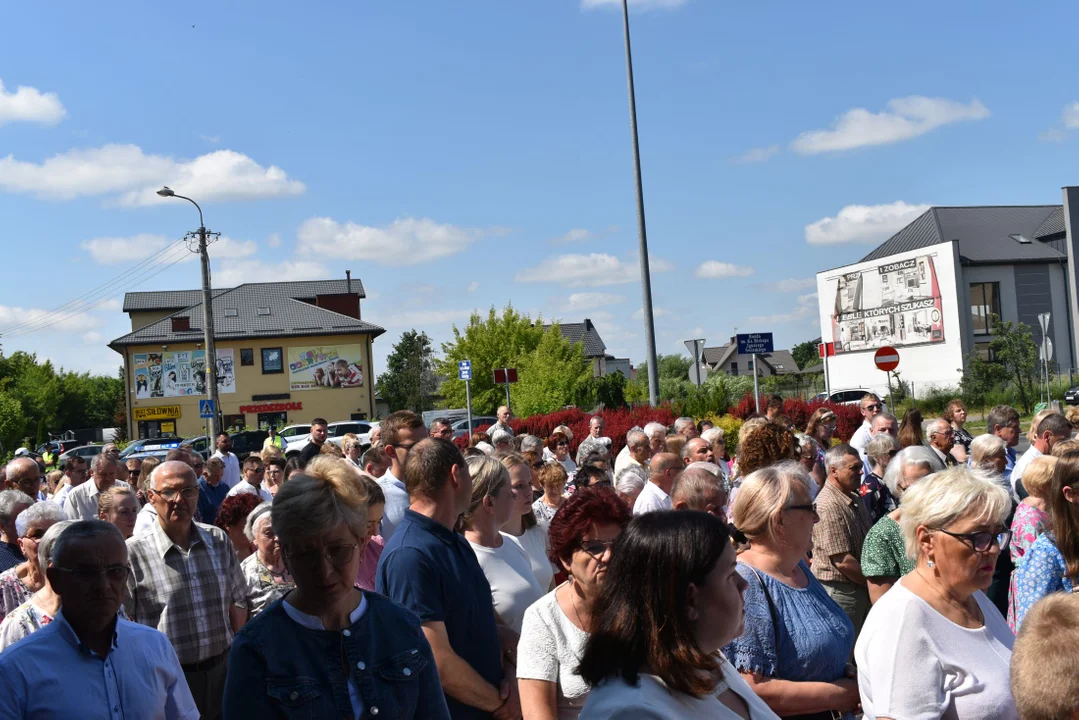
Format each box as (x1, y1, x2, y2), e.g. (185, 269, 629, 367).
(179, 435, 213, 460)
(278, 424, 311, 442)
(451, 416, 499, 441)
(811, 389, 879, 406)
(37, 440, 82, 457)
(1065, 387, 1079, 405)
(119, 438, 180, 459)
(58, 444, 106, 467)
(284, 420, 375, 457)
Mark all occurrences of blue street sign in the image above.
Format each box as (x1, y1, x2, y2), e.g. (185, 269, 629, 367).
(199, 399, 216, 418)
(458, 360, 472, 371)
(459, 368, 472, 381)
(737, 333, 774, 355)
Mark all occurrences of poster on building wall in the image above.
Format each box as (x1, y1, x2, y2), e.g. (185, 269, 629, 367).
(828, 254, 946, 354)
(287, 344, 365, 391)
(132, 349, 235, 397)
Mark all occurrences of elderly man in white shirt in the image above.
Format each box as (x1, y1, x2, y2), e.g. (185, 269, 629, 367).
(65, 454, 130, 522)
(613, 428, 650, 476)
(632, 453, 683, 515)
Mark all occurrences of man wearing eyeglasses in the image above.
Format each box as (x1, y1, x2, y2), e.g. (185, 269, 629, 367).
(125, 461, 248, 720)
(1012, 412, 1072, 501)
(927, 418, 961, 468)
(5, 457, 43, 503)
(65, 453, 129, 522)
(378, 410, 429, 542)
(849, 393, 884, 466)
(0, 520, 198, 719)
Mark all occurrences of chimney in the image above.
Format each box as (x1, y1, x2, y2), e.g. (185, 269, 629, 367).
(346, 270, 352, 294)
(585, 318, 593, 331)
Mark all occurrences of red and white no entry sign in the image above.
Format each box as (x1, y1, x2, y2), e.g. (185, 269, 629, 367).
(874, 346, 900, 372)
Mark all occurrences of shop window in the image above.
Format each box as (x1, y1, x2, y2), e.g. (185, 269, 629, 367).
(258, 411, 288, 430)
(262, 347, 284, 374)
(223, 414, 246, 431)
(240, 349, 254, 366)
(970, 282, 1000, 335)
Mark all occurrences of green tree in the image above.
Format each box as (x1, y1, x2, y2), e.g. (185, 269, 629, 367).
(960, 351, 1008, 416)
(376, 330, 439, 413)
(791, 340, 818, 371)
(513, 326, 593, 416)
(437, 306, 545, 415)
(988, 317, 1040, 413)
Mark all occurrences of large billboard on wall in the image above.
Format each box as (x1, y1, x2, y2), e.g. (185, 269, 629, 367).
(816, 240, 964, 395)
(830, 254, 946, 353)
(287, 344, 365, 392)
(133, 349, 236, 399)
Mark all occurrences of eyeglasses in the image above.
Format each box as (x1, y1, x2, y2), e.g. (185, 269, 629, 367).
(286, 543, 359, 568)
(151, 486, 199, 501)
(786, 503, 819, 517)
(579, 539, 616, 559)
(932, 429, 955, 437)
(934, 527, 1011, 553)
(864, 403, 882, 411)
(52, 564, 131, 583)
(393, 442, 419, 453)
(22, 528, 47, 540)
(556, 441, 569, 447)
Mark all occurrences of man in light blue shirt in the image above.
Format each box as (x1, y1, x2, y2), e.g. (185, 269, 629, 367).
(0, 520, 197, 720)
(377, 410, 428, 541)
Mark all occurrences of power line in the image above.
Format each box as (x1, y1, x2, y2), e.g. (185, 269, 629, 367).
(1, 242, 195, 338)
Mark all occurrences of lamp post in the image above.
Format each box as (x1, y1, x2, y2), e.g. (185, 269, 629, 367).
(620, 0, 660, 407)
(156, 186, 221, 439)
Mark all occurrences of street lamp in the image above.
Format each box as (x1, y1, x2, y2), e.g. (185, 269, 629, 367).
(620, 0, 660, 407)
(157, 186, 221, 440)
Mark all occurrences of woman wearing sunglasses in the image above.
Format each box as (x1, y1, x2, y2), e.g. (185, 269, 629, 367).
(223, 456, 449, 719)
(855, 466, 1017, 718)
(517, 486, 629, 719)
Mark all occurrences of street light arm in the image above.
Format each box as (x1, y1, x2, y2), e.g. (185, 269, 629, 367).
(171, 193, 205, 229)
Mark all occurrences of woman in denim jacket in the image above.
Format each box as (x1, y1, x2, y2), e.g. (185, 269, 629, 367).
(223, 456, 449, 719)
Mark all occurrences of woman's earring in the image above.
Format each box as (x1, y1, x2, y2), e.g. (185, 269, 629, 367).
(927, 560, 935, 569)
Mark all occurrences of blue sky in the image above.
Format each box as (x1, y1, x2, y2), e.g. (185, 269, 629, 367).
(3, 0, 1079, 378)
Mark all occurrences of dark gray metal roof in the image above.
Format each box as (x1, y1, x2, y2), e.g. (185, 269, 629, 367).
(546, 320, 607, 357)
(860, 206, 1065, 264)
(1034, 207, 1066, 238)
(760, 350, 799, 375)
(702, 345, 733, 367)
(122, 279, 365, 312)
(111, 281, 382, 347)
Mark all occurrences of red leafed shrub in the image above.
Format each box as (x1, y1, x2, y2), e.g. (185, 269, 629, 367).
(730, 394, 864, 443)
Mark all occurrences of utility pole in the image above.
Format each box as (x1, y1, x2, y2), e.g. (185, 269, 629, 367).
(621, 0, 660, 407)
(157, 187, 221, 439)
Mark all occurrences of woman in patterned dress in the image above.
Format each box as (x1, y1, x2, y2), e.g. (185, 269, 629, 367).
(240, 503, 294, 617)
(1007, 455, 1056, 630)
(532, 462, 568, 526)
(0, 520, 73, 649)
(0, 502, 66, 623)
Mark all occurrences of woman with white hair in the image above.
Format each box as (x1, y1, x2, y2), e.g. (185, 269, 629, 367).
(855, 466, 1016, 718)
(970, 433, 1008, 476)
(701, 425, 730, 471)
(724, 462, 861, 717)
(0, 500, 65, 623)
(614, 465, 648, 509)
(861, 433, 901, 523)
(861, 446, 943, 604)
(240, 502, 294, 617)
(342, 435, 364, 468)
(0, 519, 74, 649)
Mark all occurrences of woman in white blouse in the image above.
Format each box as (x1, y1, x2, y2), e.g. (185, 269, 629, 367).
(500, 452, 555, 592)
(578, 511, 778, 719)
(517, 486, 631, 719)
(855, 466, 1018, 719)
(459, 456, 544, 634)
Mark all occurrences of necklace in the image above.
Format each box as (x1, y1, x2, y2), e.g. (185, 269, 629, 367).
(567, 583, 587, 631)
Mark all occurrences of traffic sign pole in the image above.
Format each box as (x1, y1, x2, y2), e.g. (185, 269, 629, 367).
(753, 354, 760, 414)
(465, 378, 473, 439)
(504, 368, 512, 414)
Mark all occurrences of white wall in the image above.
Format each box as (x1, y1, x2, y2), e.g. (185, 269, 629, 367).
(816, 240, 965, 397)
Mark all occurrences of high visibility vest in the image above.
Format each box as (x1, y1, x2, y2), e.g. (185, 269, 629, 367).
(42, 451, 55, 468)
(264, 435, 285, 450)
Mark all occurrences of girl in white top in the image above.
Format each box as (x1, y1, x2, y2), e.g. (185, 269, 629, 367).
(499, 452, 555, 591)
(855, 466, 1018, 719)
(461, 456, 544, 633)
(518, 486, 632, 720)
(578, 511, 778, 720)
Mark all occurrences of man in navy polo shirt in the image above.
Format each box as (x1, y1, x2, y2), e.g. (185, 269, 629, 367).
(377, 438, 519, 720)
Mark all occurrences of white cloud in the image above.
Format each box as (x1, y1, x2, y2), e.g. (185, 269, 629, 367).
(562, 292, 626, 311)
(791, 96, 990, 154)
(748, 292, 819, 325)
(97, 298, 123, 312)
(81, 233, 169, 264)
(516, 253, 672, 287)
(551, 228, 595, 244)
(731, 145, 780, 164)
(81, 331, 103, 344)
(467, 281, 480, 293)
(380, 308, 476, 327)
(695, 261, 754, 279)
(0, 78, 66, 127)
(298, 216, 500, 266)
(0, 144, 305, 204)
(764, 278, 817, 292)
(213, 258, 328, 287)
(0, 304, 101, 335)
(210, 236, 259, 260)
(805, 201, 930, 246)
(582, 0, 686, 8)
(632, 306, 669, 320)
(266, 232, 282, 248)
(1041, 102, 1079, 141)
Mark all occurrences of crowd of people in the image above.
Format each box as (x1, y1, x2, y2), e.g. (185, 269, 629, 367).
(1, 397, 1079, 718)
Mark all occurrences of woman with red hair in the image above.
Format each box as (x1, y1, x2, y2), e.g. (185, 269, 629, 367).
(516, 486, 630, 719)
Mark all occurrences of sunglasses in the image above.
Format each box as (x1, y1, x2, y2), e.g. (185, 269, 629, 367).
(579, 539, 615, 558)
(935, 527, 1011, 553)
(864, 403, 882, 411)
